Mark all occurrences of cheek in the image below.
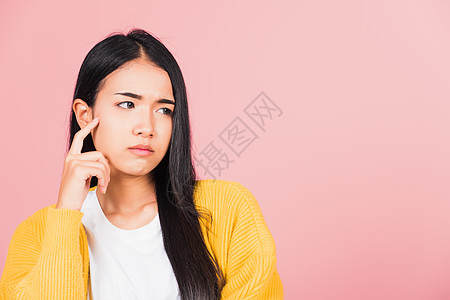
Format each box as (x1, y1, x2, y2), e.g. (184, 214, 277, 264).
(93, 118, 121, 147)
(163, 122, 173, 144)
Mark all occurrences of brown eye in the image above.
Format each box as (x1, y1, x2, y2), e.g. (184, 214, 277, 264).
(117, 101, 134, 109)
(157, 107, 173, 115)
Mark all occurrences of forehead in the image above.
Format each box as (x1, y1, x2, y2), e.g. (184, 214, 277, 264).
(98, 59, 174, 100)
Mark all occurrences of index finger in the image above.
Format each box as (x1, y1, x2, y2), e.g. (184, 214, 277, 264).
(68, 117, 99, 155)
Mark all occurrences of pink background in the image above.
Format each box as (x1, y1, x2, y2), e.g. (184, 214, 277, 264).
(1, 1, 450, 299)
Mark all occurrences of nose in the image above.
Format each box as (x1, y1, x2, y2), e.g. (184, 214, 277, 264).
(133, 110, 154, 137)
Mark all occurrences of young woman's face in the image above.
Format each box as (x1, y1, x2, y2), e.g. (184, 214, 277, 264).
(88, 58, 175, 177)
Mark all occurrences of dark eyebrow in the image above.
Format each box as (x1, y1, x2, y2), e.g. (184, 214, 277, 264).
(114, 92, 175, 105)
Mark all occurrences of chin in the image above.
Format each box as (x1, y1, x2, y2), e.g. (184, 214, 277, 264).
(122, 161, 158, 175)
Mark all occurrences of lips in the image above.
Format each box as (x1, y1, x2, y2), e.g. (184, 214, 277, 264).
(129, 144, 154, 151)
(128, 147, 154, 157)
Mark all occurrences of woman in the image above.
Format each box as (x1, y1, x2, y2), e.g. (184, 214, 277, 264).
(0, 28, 283, 299)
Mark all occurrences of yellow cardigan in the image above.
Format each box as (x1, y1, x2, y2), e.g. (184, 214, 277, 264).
(0, 180, 283, 299)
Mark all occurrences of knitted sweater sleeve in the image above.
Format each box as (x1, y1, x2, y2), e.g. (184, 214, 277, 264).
(0, 206, 86, 300)
(220, 182, 284, 300)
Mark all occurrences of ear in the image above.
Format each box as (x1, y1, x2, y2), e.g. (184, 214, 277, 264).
(73, 98, 94, 129)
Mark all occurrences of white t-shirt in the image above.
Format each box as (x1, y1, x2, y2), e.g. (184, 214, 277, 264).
(80, 188, 181, 300)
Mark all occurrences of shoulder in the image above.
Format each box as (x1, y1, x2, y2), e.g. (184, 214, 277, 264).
(7, 203, 55, 247)
(193, 179, 276, 255)
(193, 179, 246, 194)
(11, 200, 79, 238)
(19, 204, 55, 227)
(193, 179, 256, 210)
(193, 179, 253, 196)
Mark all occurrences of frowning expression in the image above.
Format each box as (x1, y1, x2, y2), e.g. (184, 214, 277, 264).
(89, 58, 175, 177)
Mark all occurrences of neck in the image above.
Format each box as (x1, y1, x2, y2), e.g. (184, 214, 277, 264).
(96, 172, 157, 215)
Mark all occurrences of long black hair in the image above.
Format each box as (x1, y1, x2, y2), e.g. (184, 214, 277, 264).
(67, 28, 225, 299)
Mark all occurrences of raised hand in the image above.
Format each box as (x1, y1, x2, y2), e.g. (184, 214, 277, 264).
(55, 117, 111, 211)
